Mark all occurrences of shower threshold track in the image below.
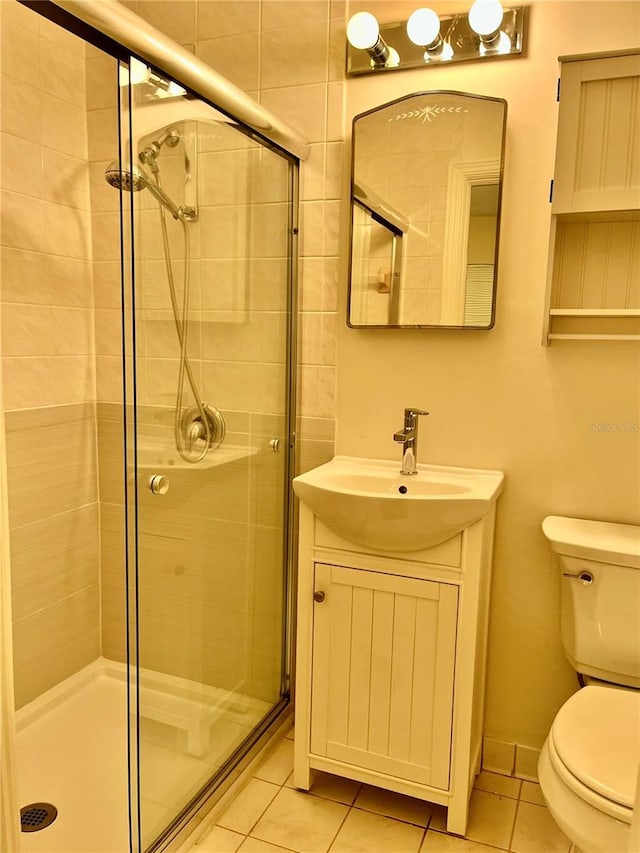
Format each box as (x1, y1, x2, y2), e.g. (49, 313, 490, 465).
(15, 658, 269, 852)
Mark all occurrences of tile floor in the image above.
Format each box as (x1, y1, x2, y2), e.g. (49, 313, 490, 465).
(189, 730, 577, 853)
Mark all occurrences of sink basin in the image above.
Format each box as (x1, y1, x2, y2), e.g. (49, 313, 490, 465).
(293, 456, 504, 552)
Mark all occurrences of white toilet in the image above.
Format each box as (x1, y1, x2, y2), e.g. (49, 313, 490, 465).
(538, 516, 640, 853)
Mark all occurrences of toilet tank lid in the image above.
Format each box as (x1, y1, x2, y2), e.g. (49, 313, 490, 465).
(542, 516, 640, 568)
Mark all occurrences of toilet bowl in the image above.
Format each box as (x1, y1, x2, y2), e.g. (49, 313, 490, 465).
(539, 685, 639, 853)
(539, 517, 640, 853)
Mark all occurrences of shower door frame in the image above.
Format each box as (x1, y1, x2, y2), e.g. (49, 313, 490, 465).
(11, 3, 305, 851)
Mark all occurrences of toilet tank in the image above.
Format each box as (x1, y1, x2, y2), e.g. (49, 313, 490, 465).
(542, 516, 640, 687)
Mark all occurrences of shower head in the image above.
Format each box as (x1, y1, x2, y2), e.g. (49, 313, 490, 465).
(104, 160, 182, 219)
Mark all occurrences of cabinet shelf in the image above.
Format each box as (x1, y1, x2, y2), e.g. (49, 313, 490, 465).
(542, 50, 640, 345)
(549, 309, 640, 317)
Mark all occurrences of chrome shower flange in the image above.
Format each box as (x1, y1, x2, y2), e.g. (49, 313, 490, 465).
(180, 403, 226, 453)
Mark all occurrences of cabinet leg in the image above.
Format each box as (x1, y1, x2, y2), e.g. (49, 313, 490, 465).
(446, 798, 469, 836)
(293, 755, 315, 791)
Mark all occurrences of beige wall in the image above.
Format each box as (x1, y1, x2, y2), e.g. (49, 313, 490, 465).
(340, 1, 640, 752)
(0, 1, 100, 707)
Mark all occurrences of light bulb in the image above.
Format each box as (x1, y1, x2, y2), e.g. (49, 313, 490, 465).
(468, 0, 504, 36)
(406, 8, 441, 48)
(347, 12, 380, 50)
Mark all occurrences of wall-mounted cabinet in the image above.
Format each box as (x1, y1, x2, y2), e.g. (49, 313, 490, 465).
(543, 50, 640, 344)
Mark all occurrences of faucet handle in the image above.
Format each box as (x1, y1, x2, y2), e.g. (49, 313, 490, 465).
(405, 408, 429, 420)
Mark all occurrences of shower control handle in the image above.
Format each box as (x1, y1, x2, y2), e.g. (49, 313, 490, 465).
(149, 474, 170, 496)
(313, 591, 325, 603)
(562, 570, 594, 585)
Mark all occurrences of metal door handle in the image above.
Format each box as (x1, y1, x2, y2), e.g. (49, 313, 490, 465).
(149, 474, 170, 496)
(313, 591, 325, 603)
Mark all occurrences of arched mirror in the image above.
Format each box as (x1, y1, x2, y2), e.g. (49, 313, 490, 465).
(348, 91, 507, 329)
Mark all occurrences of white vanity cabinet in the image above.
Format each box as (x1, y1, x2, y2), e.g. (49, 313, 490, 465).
(293, 503, 499, 836)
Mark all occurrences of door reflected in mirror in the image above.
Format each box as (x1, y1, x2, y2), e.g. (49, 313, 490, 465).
(348, 91, 507, 329)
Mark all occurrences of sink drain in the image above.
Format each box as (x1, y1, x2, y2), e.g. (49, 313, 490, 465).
(20, 803, 57, 832)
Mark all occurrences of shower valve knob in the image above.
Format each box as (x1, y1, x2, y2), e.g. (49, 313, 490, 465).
(313, 591, 325, 603)
(149, 474, 170, 496)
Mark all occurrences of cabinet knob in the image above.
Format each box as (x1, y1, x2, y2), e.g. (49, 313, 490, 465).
(313, 590, 325, 603)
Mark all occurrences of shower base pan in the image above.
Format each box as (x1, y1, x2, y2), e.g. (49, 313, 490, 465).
(15, 658, 269, 852)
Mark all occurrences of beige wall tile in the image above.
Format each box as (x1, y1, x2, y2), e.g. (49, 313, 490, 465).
(1, 249, 93, 307)
(261, 24, 328, 89)
(1, 190, 47, 253)
(86, 55, 119, 111)
(93, 261, 122, 308)
(1, 133, 44, 198)
(13, 585, 100, 708)
(2, 355, 95, 410)
(261, 0, 327, 31)
(39, 36, 86, 107)
(0, 17, 40, 84)
(87, 108, 118, 162)
(95, 308, 123, 357)
(197, 33, 260, 92)
(0, 0, 41, 31)
(97, 417, 126, 504)
(197, 1, 260, 40)
(203, 361, 286, 415)
(43, 148, 91, 210)
(297, 438, 334, 474)
(96, 355, 124, 403)
(299, 365, 335, 419)
(91, 211, 122, 262)
(137, 0, 197, 45)
(0, 75, 42, 143)
(10, 504, 99, 621)
(1, 304, 93, 356)
(38, 13, 86, 52)
(41, 95, 88, 159)
(201, 312, 286, 364)
(5, 411, 98, 527)
(41, 201, 92, 260)
(261, 84, 327, 143)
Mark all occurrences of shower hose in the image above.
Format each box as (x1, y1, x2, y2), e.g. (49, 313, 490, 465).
(154, 170, 212, 464)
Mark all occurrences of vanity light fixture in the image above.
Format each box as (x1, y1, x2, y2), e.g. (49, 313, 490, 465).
(346, 11, 400, 68)
(346, 2, 525, 75)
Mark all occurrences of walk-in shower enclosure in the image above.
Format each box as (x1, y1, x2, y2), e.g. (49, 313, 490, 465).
(0, 1, 305, 850)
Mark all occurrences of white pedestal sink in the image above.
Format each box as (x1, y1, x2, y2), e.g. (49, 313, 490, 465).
(293, 455, 504, 551)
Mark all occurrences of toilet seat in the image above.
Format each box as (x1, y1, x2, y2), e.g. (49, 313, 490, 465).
(548, 685, 640, 821)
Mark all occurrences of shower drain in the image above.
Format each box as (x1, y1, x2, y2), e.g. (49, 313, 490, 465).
(20, 803, 57, 832)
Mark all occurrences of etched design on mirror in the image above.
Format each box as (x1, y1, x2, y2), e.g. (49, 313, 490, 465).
(387, 104, 470, 124)
(348, 91, 507, 329)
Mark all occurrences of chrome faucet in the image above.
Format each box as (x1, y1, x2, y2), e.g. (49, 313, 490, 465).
(393, 408, 429, 475)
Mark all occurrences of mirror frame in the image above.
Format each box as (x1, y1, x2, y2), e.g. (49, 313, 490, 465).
(347, 90, 508, 330)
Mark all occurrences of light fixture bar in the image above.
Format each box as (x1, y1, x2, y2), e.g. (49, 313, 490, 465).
(346, 5, 525, 76)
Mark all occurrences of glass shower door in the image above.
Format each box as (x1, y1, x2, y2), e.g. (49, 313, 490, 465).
(124, 68, 296, 849)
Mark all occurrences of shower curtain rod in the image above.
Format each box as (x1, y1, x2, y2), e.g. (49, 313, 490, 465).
(48, 0, 311, 161)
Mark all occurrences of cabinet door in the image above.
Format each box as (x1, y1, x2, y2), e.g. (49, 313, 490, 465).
(310, 563, 458, 790)
(553, 53, 640, 214)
